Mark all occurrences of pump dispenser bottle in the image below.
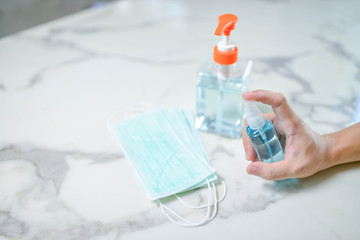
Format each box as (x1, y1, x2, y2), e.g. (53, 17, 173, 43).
(244, 101, 284, 163)
(196, 14, 252, 138)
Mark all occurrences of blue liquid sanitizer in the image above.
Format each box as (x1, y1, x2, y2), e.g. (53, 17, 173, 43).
(244, 101, 300, 189)
(244, 101, 284, 163)
(195, 14, 251, 138)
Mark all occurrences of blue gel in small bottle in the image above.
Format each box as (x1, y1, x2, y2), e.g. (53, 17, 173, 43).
(244, 101, 300, 189)
(244, 101, 284, 163)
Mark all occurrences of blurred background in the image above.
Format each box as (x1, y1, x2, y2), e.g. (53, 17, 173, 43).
(0, 0, 114, 37)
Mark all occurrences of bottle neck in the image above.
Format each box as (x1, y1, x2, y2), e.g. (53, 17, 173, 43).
(216, 63, 236, 80)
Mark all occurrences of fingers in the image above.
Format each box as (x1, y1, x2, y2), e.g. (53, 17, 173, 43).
(247, 161, 292, 180)
(242, 90, 296, 123)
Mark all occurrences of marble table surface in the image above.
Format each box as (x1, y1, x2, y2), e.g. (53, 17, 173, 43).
(1, 0, 360, 239)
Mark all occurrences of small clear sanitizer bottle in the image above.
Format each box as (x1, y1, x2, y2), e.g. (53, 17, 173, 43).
(244, 101, 284, 163)
(196, 14, 252, 138)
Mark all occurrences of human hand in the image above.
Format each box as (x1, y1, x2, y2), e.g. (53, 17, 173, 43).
(242, 90, 332, 180)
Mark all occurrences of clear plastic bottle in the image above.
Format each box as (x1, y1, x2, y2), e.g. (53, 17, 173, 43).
(244, 101, 300, 189)
(196, 14, 251, 138)
(196, 59, 250, 138)
(244, 101, 284, 163)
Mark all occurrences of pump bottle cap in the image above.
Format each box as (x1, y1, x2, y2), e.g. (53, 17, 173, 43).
(244, 101, 266, 129)
(213, 14, 238, 65)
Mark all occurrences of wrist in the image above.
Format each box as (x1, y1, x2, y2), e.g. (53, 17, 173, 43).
(322, 123, 360, 167)
(322, 133, 338, 169)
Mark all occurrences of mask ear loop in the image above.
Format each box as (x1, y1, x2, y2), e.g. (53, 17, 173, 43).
(172, 180, 225, 222)
(158, 179, 219, 227)
(175, 179, 227, 209)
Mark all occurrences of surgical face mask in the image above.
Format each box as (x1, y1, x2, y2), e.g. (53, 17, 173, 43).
(109, 105, 226, 227)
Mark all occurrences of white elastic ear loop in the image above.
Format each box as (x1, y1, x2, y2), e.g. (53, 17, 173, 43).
(158, 180, 219, 227)
(175, 179, 227, 209)
(163, 182, 217, 224)
(158, 180, 213, 227)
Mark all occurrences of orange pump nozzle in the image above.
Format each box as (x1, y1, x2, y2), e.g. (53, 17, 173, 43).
(214, 14, 238, 36)
(213, 14, 239, 65)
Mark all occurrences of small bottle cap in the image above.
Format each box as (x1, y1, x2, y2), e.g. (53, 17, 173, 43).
(244, 101, 266, 129)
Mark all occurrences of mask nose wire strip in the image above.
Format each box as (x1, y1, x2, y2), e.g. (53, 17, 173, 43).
(107, 103, 158, 131)
(175, 179, 226, 209)
(158, 180, 218, 227)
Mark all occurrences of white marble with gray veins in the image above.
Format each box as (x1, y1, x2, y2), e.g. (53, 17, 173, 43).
(0, 0, 360, 239)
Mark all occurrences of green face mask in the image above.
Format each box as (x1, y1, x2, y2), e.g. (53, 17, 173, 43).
(109, 107, 225, 227)
(110, 108, 217, 200)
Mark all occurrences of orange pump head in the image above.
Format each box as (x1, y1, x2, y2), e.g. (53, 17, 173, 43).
(215, 14, 238, 36)
(213, 14, 238, 65)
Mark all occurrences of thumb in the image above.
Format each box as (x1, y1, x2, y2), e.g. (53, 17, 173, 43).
(247, 161, 291, 180)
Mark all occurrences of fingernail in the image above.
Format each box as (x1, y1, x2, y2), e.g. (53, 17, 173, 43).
(248, 165, 257, 175)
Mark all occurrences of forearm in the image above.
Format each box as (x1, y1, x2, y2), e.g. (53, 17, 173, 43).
(326, 123, 360, 167)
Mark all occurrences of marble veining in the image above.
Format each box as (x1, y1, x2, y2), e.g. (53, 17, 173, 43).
(0, 0, 360, 239)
